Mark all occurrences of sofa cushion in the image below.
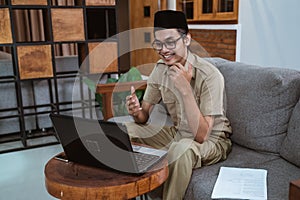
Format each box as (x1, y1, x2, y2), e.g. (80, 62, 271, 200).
(280, 100, 300, 167)
(210, 59, 300, 153)
(185, 144, 300, 200)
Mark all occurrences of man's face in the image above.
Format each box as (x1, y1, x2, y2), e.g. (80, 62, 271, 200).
(153, 29, 190, 66)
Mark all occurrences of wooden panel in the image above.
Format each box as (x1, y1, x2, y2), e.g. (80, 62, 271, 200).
(0, 8, 13, 44)
(129, 0, 167, 74)
(86, 0, 115, 6)
(11, 0, 47, 5)
(51, 8, 85, 42)
(133, 49, 159, 76)
(129, 27, 159, 75)
(88, 42, 118, 74)
(17, 45, 53, 79)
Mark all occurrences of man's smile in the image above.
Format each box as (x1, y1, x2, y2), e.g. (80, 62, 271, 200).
(160, 52, 176, 61)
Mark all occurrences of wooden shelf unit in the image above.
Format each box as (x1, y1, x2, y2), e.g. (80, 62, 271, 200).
(0, 0, 129, 153)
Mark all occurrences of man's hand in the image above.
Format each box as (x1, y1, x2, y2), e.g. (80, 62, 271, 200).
(168, 63, 193, 94)
(126, 86, 142, 116)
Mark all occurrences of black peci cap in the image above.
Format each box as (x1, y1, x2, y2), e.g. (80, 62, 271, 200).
(154, 10, 189, 34)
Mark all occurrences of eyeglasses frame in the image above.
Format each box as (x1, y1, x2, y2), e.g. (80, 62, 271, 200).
(152, 34, 186, 51)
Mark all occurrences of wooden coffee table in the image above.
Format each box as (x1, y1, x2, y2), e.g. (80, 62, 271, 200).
(290, 179, 300, 200)
(44, 152, 168, 200)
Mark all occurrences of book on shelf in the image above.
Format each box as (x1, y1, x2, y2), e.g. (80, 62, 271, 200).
(54, 43, 78, 57)
(37, 9, 45, 41)
(66, 0, 75, 6)
(86, 0, 115, 6)
(13, 9, 45, 42)
(56, 0, 75, 6)
(13, 10, 28, 42)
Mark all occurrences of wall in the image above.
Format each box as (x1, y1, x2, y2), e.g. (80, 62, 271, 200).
(190, 29, 237, 61)
(239, 0, 300, 70)
(167, 0, 300, 70)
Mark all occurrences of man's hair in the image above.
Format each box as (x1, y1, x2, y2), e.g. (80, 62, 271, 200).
(177, 28, 187, 36)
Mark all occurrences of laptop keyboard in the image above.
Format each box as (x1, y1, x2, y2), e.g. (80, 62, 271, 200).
(134, 152, 160, 172)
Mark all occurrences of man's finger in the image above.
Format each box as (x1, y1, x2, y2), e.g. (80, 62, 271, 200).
(132, 107, 142, 115)
(188, 63, 193, 75)
(131, 85, 136, 95)
(173, 62, 184, 69)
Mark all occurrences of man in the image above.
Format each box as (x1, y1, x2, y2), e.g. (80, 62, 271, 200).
(126, 10, 232, 200)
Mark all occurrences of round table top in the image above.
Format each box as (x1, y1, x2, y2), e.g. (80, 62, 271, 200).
(44, 152, 169, 200)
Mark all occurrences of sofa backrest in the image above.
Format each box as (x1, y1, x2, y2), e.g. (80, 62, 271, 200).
(208, 58, 300, 154)
(280, 99, 300, 167)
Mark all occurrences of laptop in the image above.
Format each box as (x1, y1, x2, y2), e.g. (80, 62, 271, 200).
(49, 113, 167, 174)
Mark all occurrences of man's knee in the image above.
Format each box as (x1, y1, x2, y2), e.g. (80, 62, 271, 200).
(167, 139, 195, 165)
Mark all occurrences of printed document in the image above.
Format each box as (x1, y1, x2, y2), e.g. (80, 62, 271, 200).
(211, 167, 267, 200)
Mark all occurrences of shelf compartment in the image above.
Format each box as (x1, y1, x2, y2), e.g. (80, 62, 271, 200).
(51, 0, 82, 6)
(54, 43, 78, 57)
(54, 54, 79, 73)
(0, 0, 129, 153)
(86, 8, 116, 39)
(88, 42, 118, 73)
(17, 45, 53, 79)
(51, 8, 85, 42)
(86, 0, 115, 6)
(12, 8, 49, 42)
(0, 47, 14, 77)
(0, 115, 20, 136)
(0, 8, 13, 44)
(0, 0, 7, 5)
(0, 82, 17, 111)
(11, 0, 47, 6)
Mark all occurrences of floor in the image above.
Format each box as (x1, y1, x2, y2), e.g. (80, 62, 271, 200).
(0, 144, 63, 200)
(0, 144, 150, 200)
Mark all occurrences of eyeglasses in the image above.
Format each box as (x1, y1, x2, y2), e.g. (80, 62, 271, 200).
(152, 35, 185, 51)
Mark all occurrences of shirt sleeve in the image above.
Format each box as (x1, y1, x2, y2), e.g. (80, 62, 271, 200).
(199, 71, 225, 116)
(143, 65, 162, 105)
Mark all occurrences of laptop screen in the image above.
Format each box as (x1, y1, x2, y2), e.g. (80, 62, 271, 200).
(49, 113, 139, 173)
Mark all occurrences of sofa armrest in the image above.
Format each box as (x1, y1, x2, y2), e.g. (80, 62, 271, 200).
(96, 80, 147, 120)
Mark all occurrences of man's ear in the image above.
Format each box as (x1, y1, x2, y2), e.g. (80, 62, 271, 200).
(184, 33, 191, 46)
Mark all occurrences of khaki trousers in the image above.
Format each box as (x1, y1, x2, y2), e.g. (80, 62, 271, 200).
(125, 122, 232, 200)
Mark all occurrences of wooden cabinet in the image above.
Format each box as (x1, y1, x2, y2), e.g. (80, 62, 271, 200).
(0, 0, 129, 153)
(177, 0, 239, 23)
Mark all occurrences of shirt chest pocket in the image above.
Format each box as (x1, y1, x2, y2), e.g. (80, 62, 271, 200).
(161, 92, 178, 123)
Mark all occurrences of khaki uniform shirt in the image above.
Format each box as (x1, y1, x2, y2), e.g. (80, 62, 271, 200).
(143, 52, 232, 141)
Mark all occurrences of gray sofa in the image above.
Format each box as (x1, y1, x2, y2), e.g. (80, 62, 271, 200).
(110, 58, 300, 199)
(109, 58, 300, 199)
(183, 58, 300, 200)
